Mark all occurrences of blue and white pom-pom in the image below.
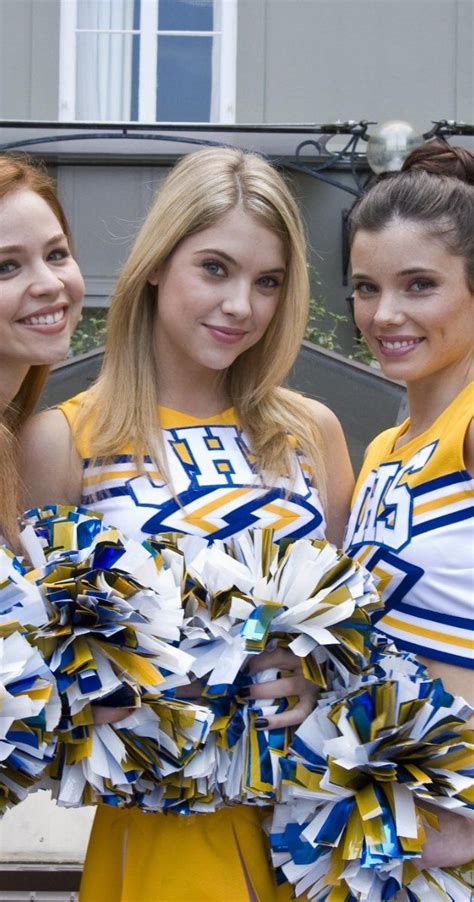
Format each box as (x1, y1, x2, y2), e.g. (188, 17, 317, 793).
(0, 629, 60, 814)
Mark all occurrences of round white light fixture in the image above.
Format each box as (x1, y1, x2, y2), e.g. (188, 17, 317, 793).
(366, 120, 424, 174)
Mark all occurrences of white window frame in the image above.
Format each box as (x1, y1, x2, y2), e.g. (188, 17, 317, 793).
(59, 0, 237, 123)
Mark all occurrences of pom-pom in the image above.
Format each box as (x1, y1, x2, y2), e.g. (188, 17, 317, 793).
(270, 675, 473, 900)
(0, 630, 60, 814)
(159, 529, 383, 810)
(20, 505, 110, 567)
(23, 516, 199, 807)
(185, 530, 381, 690)
(0, 545, 48, 629)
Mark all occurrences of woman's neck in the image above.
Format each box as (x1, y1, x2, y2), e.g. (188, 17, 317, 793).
(156, 366, 231, 419)
(403, 360, 473, 442)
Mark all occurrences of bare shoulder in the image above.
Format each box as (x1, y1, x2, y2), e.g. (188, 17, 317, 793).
(20, 408, 83, 506)
(21, 407, 71, 448)
(303, 398, 347, 442)
(303, 398, 355, 546)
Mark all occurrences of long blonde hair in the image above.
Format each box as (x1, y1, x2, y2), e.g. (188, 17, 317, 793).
(76, 148, 327, 502)
(0, 155, 72, 544)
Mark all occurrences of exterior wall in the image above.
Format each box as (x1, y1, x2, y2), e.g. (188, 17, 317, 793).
(0, 0, 60, 120)
(56, 164, 171, 304)
(236, 0, 473, 128)
(0, 0, 472, 126)
(288, 168, 358, 350)
(0, 793, 93, 864)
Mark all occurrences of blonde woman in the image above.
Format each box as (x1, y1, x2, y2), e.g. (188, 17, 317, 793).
(22, 148, 354, 901)
(0, 154, 83, 547)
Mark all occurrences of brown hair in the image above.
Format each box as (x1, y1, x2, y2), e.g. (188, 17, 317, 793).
(350, 140, 474, 289)
(0, 155, 72, 545)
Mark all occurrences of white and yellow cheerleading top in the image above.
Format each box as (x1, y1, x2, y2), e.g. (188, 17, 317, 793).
(58, 393, 326, 545)
(344, 383, 473, 669)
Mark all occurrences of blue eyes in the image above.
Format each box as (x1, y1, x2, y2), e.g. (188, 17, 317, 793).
(353, 279, 436, 296)
(0, 260, 17, 274)
(257, 275, 279, 289)
(203, 260, 225, 276)
(0, 248, 70, 276)
(352, 283, 377, 298)
(410, 278, 435, 291)
(48, 248, 70, 262)
(202, 260, 280, 290)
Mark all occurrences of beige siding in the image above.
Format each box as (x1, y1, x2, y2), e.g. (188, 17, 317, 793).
(236, 0, 473, 126)
(0, 0, 60, 120)
(0, 0, 471, 125)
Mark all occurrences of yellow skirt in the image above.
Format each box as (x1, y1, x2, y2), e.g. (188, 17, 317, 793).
(79, 804, 295, 902)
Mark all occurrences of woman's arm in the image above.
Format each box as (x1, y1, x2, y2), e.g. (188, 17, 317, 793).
(418, 656, 474, 711)
(307, 399, 355, 546)
(20, 408, 83, 508)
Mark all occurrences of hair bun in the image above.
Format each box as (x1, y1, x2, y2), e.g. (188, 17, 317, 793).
(401, 139, 474, 184)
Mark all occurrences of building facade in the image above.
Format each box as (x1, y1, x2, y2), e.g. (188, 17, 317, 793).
(0, 0, 472, 353)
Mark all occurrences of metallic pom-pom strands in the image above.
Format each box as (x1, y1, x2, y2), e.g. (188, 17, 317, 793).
(18, 509, 201, 807)
(0, 544, 47, 629)
(0, 509, 472, 898)
(155, 529, 383, 810)
(0, 628, 60, 814)
(269, 677, 473, 901)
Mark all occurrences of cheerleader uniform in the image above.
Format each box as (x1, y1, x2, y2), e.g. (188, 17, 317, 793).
(345, 383, 473, 668)
(58, 393, 327, 902)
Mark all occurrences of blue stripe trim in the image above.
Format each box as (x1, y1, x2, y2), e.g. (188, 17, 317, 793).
(93, 483, 325, 539)
(374, 628, 474, 669)
(387, 601, 473, 631)
(367, 549, 423, 617)
(412, 506, 474, 536)
(82, 487, 131, 504)
(412, 470, 473, 497)
(84, 455, 134, 468)
(83, 454, 156, 469)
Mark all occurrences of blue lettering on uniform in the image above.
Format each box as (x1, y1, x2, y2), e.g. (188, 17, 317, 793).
(346, 441, 437, 553)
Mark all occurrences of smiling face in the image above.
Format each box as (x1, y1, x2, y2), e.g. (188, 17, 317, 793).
(0, 189, 84, 396)
(150, 206, 286, 395)
(351, 219, 474, 389)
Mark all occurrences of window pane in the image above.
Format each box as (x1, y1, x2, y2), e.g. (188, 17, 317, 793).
(158, 0, 213, 32)
(77, 0, 136, 31)
(156, 35, 213, 121)
(76, 33, 138, 121)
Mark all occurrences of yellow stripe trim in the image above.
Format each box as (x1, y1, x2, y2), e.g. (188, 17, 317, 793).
(382, 615, 474, 650)
(356, 546, 372, 565)
(415, 490, 472, 517)
(372, 566, 390, 581)
(372, 565, 392, 595)
(84, 469, 161, 487)
(262, 502, 300, 532)
(159, 406, 236, 429)
(182, 487, 249, 532)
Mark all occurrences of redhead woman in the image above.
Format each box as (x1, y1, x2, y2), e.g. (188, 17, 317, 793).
(21, 148, 354, 901)
(345, 141, 474, 871)
(0, 155, 83, 547)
